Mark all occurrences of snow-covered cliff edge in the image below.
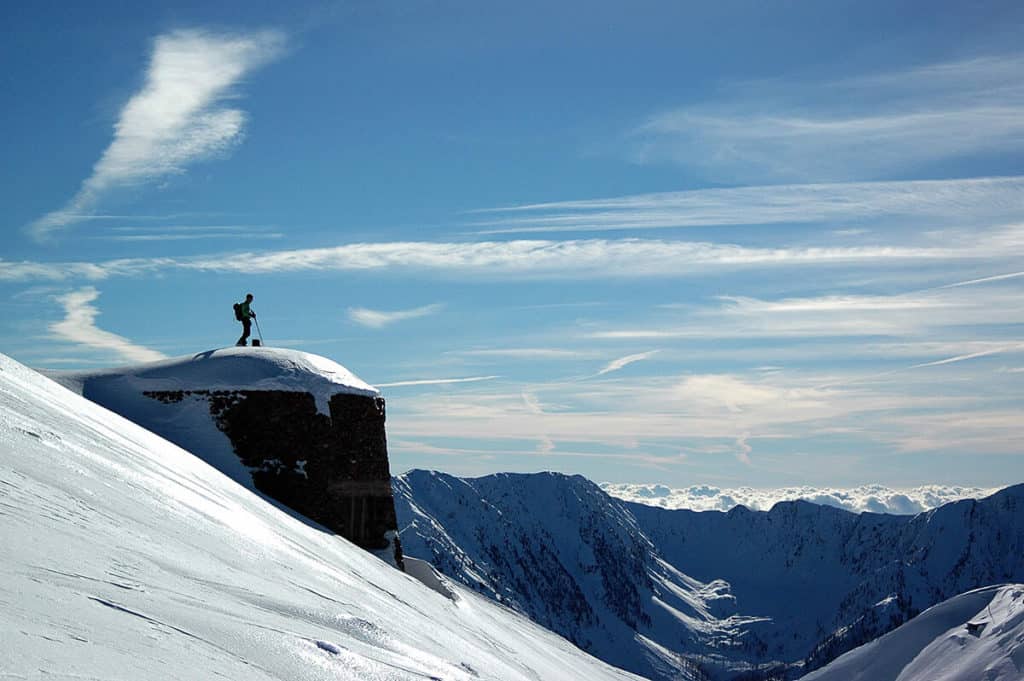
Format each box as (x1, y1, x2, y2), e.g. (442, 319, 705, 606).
(49, 347, 399, 556)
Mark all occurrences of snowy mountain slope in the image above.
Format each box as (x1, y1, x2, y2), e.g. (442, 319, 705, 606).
(0, 352, 641, 680)
(394, 470, 1024, 680)
(394, 470, 751, 681)
(802, 584, 1024, 681)
(630, 489, 1024, 671)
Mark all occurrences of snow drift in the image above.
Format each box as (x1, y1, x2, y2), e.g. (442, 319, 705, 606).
(0, 352, 639, 680)
(803, 584, 1024, 681)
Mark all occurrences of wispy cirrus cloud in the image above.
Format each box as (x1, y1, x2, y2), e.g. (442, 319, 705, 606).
(50, 287, 166, 363)
(935, 270, 1024, 289)
(30, 29, 285, 240)
(347, 303, 445, 328)
(715, 294, 950, 313)
(454, 348, 599, 360)
(4, 223, 1024, 283)
(903, 344, 1024, 370)
(194, 239, 971, 276)
(93, 224, 284, 242)
(383, 345, 1024, 470)
(469, 176, 1024, 235)
(628, 54, 1024, 181)
(96, 233, 285, 242)
(377, 375, 499, 388)
(595, 350, 660, 376)
(591, 286, 1024, 340)
(383, 369, 990, 461)
(884, 409, 1024, 454)
(0, 261, 114, 282)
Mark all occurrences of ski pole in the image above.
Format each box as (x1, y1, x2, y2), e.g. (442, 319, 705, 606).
(253, 315, 264, 345)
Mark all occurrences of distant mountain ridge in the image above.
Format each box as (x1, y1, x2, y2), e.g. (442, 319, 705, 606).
(393, 470, 1024, 680)
(632, 484, 1024, 675)
(394, 471, 722, 681)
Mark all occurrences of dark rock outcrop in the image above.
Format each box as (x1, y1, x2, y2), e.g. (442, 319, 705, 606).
(144, 388, 401, 561)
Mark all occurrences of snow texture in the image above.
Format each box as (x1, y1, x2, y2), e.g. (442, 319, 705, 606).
(601, 482, 1002, 515)
(48, 346, 379, 415)
(394, 470, 738, 681)
(803, 584, 1024, 681)
(396, 469, 1024, 680)
(0, 352, 640, 680)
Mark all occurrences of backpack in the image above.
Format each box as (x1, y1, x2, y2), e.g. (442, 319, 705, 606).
(233, 303, 243, 321)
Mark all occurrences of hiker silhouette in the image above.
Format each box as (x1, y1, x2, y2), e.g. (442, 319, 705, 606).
(234, 293, 256, 346)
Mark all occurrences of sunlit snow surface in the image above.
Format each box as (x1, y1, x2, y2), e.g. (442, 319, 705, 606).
(0, 353, 640, 680)
(803, 585, 1024, 681)
(49, 346, 380, 415)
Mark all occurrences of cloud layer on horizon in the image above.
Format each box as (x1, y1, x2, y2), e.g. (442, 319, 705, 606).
(600, 482, 1004, 515)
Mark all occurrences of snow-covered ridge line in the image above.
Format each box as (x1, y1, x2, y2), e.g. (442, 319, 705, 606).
(601, 481, 1003, 515)
(46, 346, 379, 414)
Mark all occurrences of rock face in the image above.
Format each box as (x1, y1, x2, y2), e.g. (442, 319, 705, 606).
(147, 389, 397, 553)
(48, 348, 402, 565)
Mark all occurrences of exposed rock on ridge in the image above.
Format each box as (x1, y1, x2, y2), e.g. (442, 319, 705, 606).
(148, 388, 397, 553)
(49, 347, 401, 563)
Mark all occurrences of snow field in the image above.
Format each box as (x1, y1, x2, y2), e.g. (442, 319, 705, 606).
(0, 352, 639, 680)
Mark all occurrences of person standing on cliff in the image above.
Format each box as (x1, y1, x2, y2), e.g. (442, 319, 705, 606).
(235, 293, 256, 346)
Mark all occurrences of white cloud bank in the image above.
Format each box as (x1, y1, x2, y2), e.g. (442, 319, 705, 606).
(30, 29, 285, 239)
(600, 482, 1005, 515)
(50, 287, 166, 363)
(347, 303, 444, 328)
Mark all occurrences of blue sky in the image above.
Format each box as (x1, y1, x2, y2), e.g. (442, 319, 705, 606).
(2, 1, 1023, 488)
